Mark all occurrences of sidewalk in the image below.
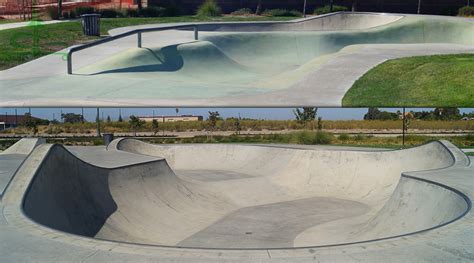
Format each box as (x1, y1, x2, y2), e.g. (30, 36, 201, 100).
(0, 19, 70, 31)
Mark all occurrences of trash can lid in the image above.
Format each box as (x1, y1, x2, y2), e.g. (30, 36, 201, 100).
(80, 14, 101, 17)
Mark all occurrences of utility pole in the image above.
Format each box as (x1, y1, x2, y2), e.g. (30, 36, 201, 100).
(15, 109, 18, 126)
(96, 108, 101, 137)
(81, 108, 84, 123)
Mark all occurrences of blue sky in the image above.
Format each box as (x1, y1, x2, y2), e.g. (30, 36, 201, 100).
(0, 108, 473, 121)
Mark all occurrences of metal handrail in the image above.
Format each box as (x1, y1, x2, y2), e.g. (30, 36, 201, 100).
(67, 24, 199, 74)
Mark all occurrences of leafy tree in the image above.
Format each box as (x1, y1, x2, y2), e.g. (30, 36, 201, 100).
(317, 117, 323, 130)
(61, 113, 83, 123)
(22, 113, 38, 135)
(207, 111, 220, 140)
(364, 108, 398, 120)
(129, 115, 145, 136)
(434, 108, 461, 120)
(294, 107, 317, 129)
(118, 114, 123, 122)
(107, 115, 111, 123)
(235, 115, 242, 135)
(152, 119, 159, 135)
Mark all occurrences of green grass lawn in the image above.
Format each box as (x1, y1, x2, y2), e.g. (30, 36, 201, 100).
(465, 152, 474, 156)
(342, 54, 474, 107)
(0, 16, 294, 70)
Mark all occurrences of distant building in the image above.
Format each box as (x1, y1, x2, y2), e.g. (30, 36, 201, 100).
(138, 115, 203, 123)
(0, 115, 42, 130)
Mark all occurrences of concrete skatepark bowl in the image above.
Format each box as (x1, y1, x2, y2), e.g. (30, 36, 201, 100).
(0, 138, 473, 261)
(0, 12, 473, 107)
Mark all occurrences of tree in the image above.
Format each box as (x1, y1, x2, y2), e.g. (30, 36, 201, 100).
(294, 107, 317, 129)
(417, 0, 421, 14)
(434, 108, 461, 120)
(22, 112, 38, 135)
(364, 108, 398, 120)
(256, 0, 262, 15)
(152, 119, 159, 135)
(137, 0, 143, 14)
(235, 114, 242, 135)
(61, 113, 82, 123)
(106, 115, 111, 122)
(129, 115, 145, 136)
(317, 117, 323, 130)
(329, 0, 334, 12)
(207, 111, 220, 140)
(352, 0, 357, 11)
(58, 0, 63, 19)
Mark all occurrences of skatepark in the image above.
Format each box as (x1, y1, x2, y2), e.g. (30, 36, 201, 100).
(0, 138, 472, 261)
(1, 12, 473, 107)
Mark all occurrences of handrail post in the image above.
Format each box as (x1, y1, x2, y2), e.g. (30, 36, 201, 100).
(67, 51, 72, 74)
(194, 25, 198, 40)
(137, 32, 142, 48)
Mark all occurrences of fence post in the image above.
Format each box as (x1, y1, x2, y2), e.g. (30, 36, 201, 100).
(194, 25, 198, 40)
(138, 32, 142, 48)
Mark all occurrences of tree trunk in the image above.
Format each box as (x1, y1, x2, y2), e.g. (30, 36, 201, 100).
(137, 0, 142, 13)
(417, 0, 421, 14)
(58, 0, 62, 19)
(352, 0, 357, 12)
(330, 0, 333, 12)
(256, 0, 262, 15)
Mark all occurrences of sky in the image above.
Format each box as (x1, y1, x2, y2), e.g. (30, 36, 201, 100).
(0, 108, 473, 121)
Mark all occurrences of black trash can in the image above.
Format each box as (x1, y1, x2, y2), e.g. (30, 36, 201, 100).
(81, 14, 101, 36)
(103, 133, 114, 146)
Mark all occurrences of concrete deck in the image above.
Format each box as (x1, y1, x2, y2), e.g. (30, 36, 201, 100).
(1, 12, 473, 107)
(0, 138, 472, 261)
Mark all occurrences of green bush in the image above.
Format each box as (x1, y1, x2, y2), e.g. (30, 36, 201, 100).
(125, 8, 139, 17)
(197, 0, 222, 17)
(458, 6, 474, 17)
(69, 10, 77, 19)
(314, 5, 348, 15)
(339, 133, 350, 141)
(140, 6, 166, 17)
(162, 4, 182, 16)
(231, 8, 253, 16)
(315, 132, 333, 144)
(262, 9, 302, 17)
(99, 9, 123, 18)
(75, 6, 96, 16)
(354, 134, 365, 141)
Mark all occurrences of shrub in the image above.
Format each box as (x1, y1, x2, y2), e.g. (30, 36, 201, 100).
(354, 134, 365, 141)
(46, 6, 59, 20)
(75, 6, 95, 16)
(231, 8, 253, 16)
(458, 6, 474, 17)
(125, 8, 139, 17)
(197, 0, 222, 17)
(162, 4, 182, 16)
(262, 9, 302, 17)
(69, 10, 77, 19)
(315, 132, 333, 144)
(314, 5, 348, 15)
(140, 6, 166, 17)
(339, 133, 350, 141)
(99, 9, 123, 18)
